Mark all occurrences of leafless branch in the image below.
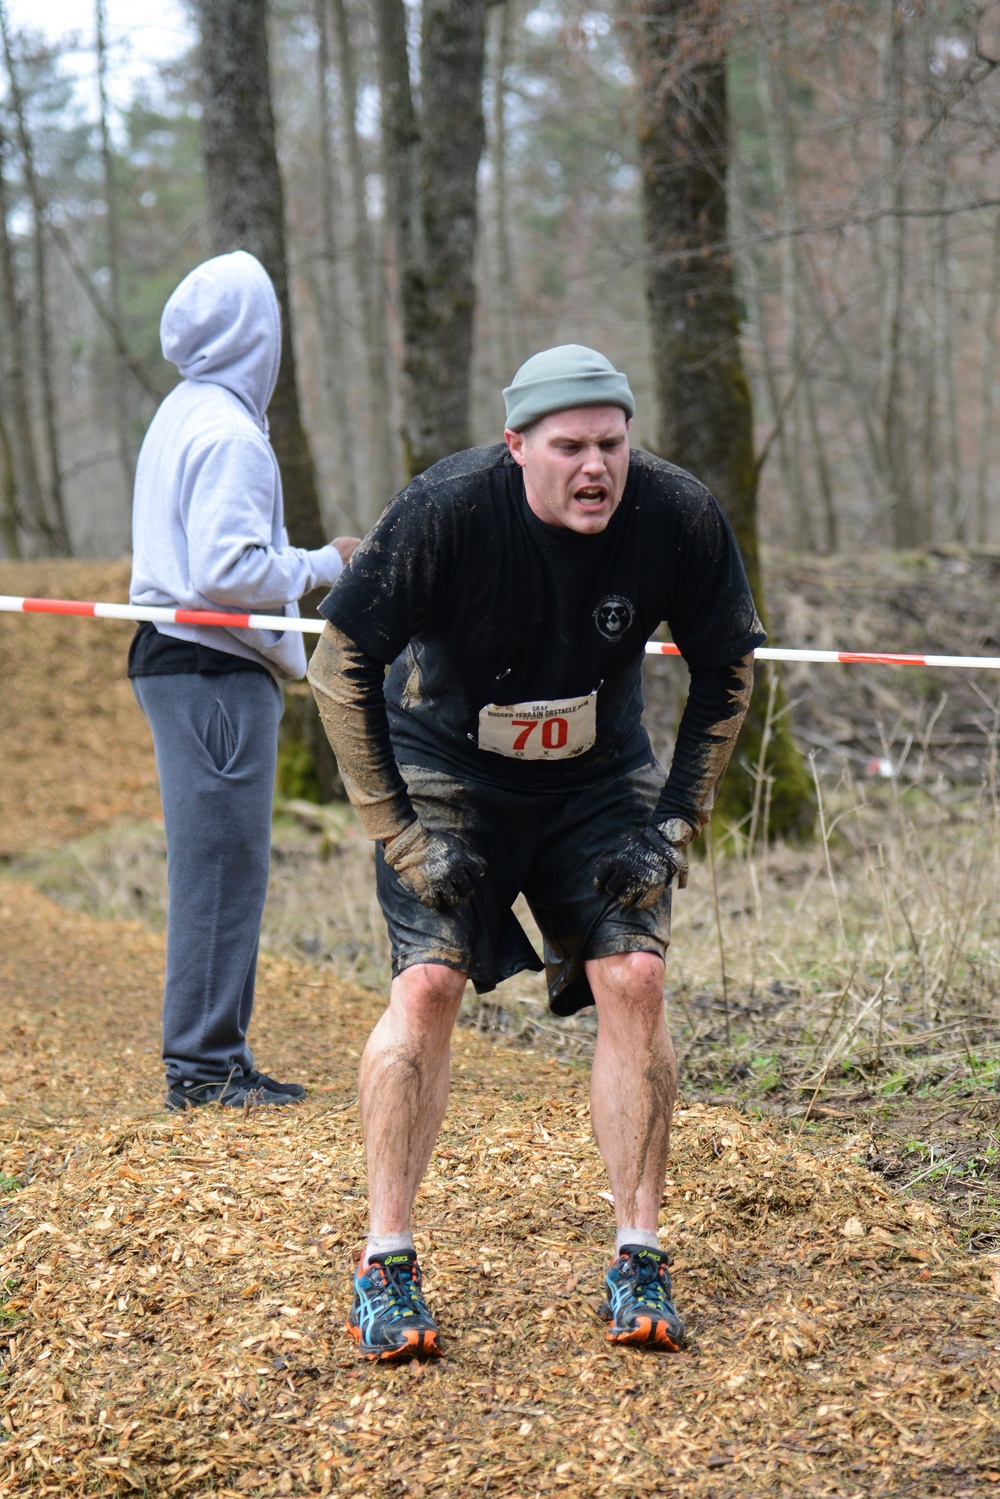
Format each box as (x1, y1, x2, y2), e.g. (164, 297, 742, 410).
(47, 220, 165, 403)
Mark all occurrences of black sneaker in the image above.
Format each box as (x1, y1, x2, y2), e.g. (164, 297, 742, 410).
(600, 1245, 685, 1350)
(165, 1073, 297, 1111)
(244, 1069, 306, 1100)
(347, 1251, 442, 1361)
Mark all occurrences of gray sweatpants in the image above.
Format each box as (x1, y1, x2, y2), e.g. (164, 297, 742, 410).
(133, 670, 284, 1085)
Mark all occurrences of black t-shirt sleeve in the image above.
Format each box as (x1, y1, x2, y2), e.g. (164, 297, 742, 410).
(318, 484, 458, 662)
(663, 485, 765, 670)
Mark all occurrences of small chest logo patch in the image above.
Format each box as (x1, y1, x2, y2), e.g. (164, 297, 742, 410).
(593, 594, 635, 642)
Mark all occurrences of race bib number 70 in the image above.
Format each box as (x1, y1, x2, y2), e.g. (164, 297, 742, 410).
(477, 689, 598, 761)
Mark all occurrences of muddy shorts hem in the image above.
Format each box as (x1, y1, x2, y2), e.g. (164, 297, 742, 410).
(375, 761, 672, 1015)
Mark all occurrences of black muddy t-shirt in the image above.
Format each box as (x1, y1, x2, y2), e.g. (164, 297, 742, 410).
(319, 444, 764, 792)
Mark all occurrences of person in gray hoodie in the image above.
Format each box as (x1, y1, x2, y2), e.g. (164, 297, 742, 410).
(129, 250, 357, 1111)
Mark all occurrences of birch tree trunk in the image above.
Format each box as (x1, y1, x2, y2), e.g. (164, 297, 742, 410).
(619, 0, 815, 842)
(373, 0, 487, 479)
(195, 0, 327, 550)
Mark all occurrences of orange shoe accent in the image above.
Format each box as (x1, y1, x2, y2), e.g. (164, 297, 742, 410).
(606, 1316, 680, 1351)
(346, 1321, 443, 1361)
(376, 1327, 442, 1362)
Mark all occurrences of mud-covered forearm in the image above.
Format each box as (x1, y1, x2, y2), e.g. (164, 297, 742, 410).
(653, 653, 755, 835)
(307, 624, 415, 840)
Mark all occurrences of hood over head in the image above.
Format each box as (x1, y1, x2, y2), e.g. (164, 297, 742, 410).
(160, 251, 282, 422)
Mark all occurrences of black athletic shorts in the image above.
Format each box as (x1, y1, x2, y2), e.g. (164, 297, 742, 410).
(374, 761, 672, 1016)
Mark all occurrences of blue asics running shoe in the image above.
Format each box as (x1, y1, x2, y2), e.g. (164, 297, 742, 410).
(600, 1245, 685, 1350)
(347, 1251, 442, 1361)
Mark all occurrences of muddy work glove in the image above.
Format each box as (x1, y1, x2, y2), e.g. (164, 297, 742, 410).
(382, 821, 486, 910)
(593, 818, 694, 910)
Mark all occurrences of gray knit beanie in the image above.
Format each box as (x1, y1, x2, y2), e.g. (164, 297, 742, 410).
(503, 344, 635, 431)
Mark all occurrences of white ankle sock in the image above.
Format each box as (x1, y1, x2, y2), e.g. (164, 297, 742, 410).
(364, 1232, 415, 1265)
(616, 1227, 660, 1256)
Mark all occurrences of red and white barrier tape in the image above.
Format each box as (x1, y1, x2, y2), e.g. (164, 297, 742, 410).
(643, 640, 1000, 670)
(3, 595, 1000, 670)
(0, 595, 319, 633)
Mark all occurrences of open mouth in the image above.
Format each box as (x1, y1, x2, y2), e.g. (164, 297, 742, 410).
(574, 486, 607, 507)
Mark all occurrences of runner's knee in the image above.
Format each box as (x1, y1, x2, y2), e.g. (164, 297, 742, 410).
(595, 950, 664, 989)
(392, 963, 468, 1023)
(589, 951, 665, 1022)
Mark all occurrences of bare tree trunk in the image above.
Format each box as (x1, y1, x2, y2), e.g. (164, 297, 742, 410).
(879, 0, 916, 548)
(756, 7, 814, 551)
(976, 207, 1000, 544)
(419, 0, 490, 394)
(919, 232, 939, 543)
(799, 254, 885, 524)
(373, 0, 487, 479)
(929, 126, 962, 540)
(826, 27, 883, 284)
(95, 0, 135, 499)
(44, 217, 162, 402)
(823, 18, 896, 542)
(802, 370, 837, 553)
(0, 411, 20, 558)
(328, 0, 398, 517)
(0, 117, 49, 554)
(490, 0, 519, 383)
(195, 0, 327, 550)
(624, 8, 760, 580)
(730, 146, 791, 528)
(0, 0, 70, 553)
(620, 0, 815, 842)
(315, 0, 362, 530)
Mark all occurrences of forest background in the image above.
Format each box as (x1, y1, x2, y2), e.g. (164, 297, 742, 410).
(2, 0, 999, 565)
(2, 18, 1000, 1480)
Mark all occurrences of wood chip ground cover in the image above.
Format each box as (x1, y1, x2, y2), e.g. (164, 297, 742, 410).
(2, 562, 1000, 1496)
(3, 882, 999, 1498)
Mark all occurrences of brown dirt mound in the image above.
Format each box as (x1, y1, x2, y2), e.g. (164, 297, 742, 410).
(0, 561, 160, 858)
(1, 881, 998, 1498)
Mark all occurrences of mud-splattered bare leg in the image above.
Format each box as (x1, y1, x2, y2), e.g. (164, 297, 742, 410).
(586, 951, 676, 1232)
(359, 963, 468, 1236)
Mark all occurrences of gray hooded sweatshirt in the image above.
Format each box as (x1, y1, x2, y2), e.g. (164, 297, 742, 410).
(129, 250, 342, 681)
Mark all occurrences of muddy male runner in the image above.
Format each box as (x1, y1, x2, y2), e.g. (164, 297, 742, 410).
(309, 345, 764, 1359)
